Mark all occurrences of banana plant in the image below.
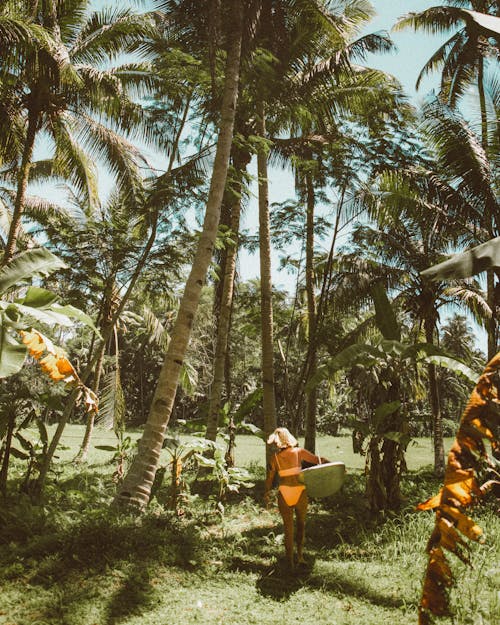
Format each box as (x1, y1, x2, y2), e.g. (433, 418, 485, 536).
(310, 282, 479, 511)
(0, 246, 99, 494)
(0, 247, 97, 378)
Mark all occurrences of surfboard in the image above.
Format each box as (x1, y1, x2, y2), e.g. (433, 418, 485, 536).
(298, 461, 346, 498)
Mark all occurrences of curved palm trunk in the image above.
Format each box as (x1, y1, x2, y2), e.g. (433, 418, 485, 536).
(425, 316, 445, 476)
(3, 109, 38, 265)
(256, 102, 277, 451)
(206, 148, 250, 442)
(115, 8, 243, 508)
(304, 171, 317, 453)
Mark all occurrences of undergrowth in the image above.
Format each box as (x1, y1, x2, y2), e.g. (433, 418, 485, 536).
(0, 455, 498, 625)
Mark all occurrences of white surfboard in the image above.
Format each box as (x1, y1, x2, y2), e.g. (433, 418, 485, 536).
(299, 461, 346, 498)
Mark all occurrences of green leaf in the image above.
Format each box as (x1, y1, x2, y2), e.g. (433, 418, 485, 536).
(370, 282, 401, 341)
(0, 316, 27, 378)
(234, 388, 263, 422)
(421, 237, 500, 281)
(194, 453, 216, 467)
(383, 431, 412, 450)
(0, 248, 66, 295)
(17, 286, 59, 309)
(8, 302, 74, 327)
(95, 445, 118, 452)
(50, 304, 100, 333)
(37, 419, 48, 446)
(374, 400, 401, 421)
(240, 422, 266, 441)
(15, 433, 33, 451)
(420, 355, 479, 384)
(308, 344, 382, 389)
(9, 448, 29, 460)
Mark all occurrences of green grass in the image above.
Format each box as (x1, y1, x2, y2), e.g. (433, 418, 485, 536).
(0, 426, 498, 625)
(42, 424, 453, 472)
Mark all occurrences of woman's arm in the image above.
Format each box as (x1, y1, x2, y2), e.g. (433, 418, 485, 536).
(263, 456, 277, 507)
(299, 448, 329, 465)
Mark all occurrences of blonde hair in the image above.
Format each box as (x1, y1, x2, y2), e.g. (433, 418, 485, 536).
(267, 427, 298, 449)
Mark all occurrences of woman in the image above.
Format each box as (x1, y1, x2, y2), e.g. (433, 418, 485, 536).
(264, 427, 327, 569)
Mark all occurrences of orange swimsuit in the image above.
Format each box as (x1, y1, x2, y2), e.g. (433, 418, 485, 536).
(276, 450, 305, 507)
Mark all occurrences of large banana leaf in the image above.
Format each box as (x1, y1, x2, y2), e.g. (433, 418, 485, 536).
(421, 237, 500, 280)
(0, 314, 26, 377)
(370, 282, 401, 341)
(0, 248, 66, 294)
(464, 9, 500, 35)
(420, 355, 479, 384)
(310, 341, 479, 388)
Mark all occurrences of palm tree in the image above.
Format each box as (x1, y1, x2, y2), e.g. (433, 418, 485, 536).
(0, 0, 159, 265)
(116, 0, 246, 509)
(424, 96, 500, 358)
(346, 165, 488, 475)
(205, 131, 252, 443)
(395, 1, 500, 359)
(394, 1, 499, 146)
(249, 0, 401, 451)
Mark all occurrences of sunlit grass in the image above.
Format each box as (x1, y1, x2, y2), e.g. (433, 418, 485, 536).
(1, 426, 498, 625)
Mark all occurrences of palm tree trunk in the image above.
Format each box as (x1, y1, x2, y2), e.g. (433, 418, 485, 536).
(3, 109, 38, 265)
(425, 317, 445, 476)
(206, 147, 250, 441)
(115, 4, 243, 508)
(478, 56, 498, 360)
(304, 171, 317, 452)
(256, 101, 277, 448)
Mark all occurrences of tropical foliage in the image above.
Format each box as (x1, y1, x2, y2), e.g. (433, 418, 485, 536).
(0, 1, 499, 624)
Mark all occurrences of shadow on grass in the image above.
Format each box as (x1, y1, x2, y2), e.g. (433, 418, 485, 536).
(104, 563, 159, 625)
(0, 471, 203, 624)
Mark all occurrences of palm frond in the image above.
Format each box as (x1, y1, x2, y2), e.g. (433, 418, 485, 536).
(96, 364, 126, 432)
(71, 7, 158, 64)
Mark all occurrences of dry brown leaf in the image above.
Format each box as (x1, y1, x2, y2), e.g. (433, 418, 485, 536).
(418, 351, 500, 623)
(19, 328, 97, 414)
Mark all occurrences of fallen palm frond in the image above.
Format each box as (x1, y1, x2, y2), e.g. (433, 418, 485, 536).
(417, 352, 500, 624)
(20, 328, 98, 414)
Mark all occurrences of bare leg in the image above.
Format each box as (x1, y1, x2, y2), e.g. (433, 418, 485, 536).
(295, 490, 308, 564)
(278, 492, 294, 569)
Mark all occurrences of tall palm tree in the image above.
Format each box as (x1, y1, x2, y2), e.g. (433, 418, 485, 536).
(346, 163, 488, 474)
(116, 0, 246, 509)
(205, 130, 252, 443)
(421, 96, 500, 364)
(395, 1, 500, 359)
(249, 0, 400, 450)
(0, 0, 159, 265)
(394, 1, 499, 146)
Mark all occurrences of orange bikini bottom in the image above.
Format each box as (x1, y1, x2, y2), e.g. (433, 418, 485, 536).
(278, 484, 306, 507)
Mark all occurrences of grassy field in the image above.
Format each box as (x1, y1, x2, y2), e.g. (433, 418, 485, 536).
(0, 426, 498, 625)
(41, 424, 451, 471)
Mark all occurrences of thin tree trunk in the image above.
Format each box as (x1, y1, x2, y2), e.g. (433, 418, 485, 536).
(35, 184, 165, 496)
(304, 171, 317, 452)
(205, 148, 249, 441)
(115, 5, 243, 508)
(3, 109, 38, 265)
(256, 100, 277, 449)
(425, 317, 445, 476)
(0, 408, 15, 496)
(291, 185, 346, 432)
(75, 337, 107, 462)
